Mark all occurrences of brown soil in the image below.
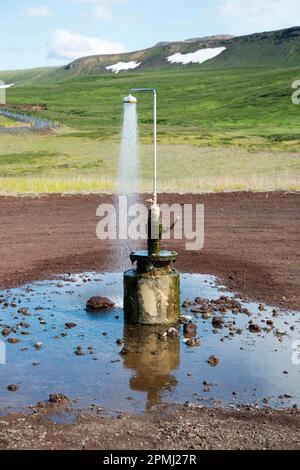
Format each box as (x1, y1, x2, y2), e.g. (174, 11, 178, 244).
(0, 191, 299, 450)
(0, 192, 299, 309)
(0, 405, 299, 450)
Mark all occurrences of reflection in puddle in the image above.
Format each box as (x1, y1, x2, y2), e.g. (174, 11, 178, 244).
(0, 272, 299, 416)
(122, 325, 180, 411)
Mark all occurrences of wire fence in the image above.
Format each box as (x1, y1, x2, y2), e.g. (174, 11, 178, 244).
(0, 109, 59, 131)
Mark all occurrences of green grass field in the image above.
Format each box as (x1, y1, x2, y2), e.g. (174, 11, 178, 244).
(0, 66, 299, 194)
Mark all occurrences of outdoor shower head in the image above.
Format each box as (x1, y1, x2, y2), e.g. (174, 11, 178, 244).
(123, 94, 137, 104)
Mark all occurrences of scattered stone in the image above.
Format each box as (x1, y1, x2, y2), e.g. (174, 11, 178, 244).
(8, 337, 20, 344)
(180, 314, 193, 323)
(185, 337, 200, 347)
(212, 316, 224, 329)
(275, 329, 287, 337)
(116, 338, 124, 346)
(65, 322, 77, 329)
(259, 304, 265, 311)
(167, 327, 180, 338)
(248, 324, 262, 333)
(208, 355, 219, 367)
(75, 346, 85, 356)
(183, 322, 197, 335)
(34, 341, 43, 350)
(219, 306, 227, 314)
(1, 328, 10, 337)
(202, 312, 211, 320)
(18, 307, 28, 314)
(48, 394, 69, 406)
(182, 300, 193, 308)
(86, 296, 115, 311)
(7, 384, 19, 392)
(37, 394, 69, 409)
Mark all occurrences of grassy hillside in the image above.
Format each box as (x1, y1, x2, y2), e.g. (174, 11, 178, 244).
(0, 63, 299, 194)
(2, 65, 300, 148)
(0, 67, 58, 85)
(59, 26, 300, 75)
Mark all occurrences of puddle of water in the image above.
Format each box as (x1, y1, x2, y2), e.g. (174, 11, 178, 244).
(0, 272, 299, 415)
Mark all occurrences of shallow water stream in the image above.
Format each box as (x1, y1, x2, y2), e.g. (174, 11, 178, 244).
(0, 272, 299, 415)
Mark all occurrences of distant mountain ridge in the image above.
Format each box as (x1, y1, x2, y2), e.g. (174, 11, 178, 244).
(62, 26, 300, 75)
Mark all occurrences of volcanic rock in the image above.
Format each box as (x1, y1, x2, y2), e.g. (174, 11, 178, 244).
(183, 322, 197, 335)
(212, 316, 224, 329)
(86, 296, 115, 311)
(208, 355, 219, 367)
(7, 384, 19, 392)
(185, 337, 200, 347)
(8, 337, 20, 344)
(65, 322, 77, 329)
(249, 324, 262, 333)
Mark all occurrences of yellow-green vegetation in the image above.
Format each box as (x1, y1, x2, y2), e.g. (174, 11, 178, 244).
(0, 115, 30, 128)
(0, 130, 298, 194)
(0, 65, 299, 194)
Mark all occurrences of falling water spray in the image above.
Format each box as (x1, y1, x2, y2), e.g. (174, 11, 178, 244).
(123, 89, 180, 326)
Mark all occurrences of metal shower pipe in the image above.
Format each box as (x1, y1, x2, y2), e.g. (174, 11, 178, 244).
(128, 88, 157, 205)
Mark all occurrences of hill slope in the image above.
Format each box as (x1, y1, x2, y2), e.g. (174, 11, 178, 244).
(62, 26, 300, 75)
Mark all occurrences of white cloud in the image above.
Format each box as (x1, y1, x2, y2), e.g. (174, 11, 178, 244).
(48, 30, 126, 60)
(94, 4, 112, 20)
(74, 0, 113, 21)
(22, 6, 52, 18)
(216, 0, 300, 33)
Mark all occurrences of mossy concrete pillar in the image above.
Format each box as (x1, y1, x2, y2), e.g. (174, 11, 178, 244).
(124, 251, 180, 325)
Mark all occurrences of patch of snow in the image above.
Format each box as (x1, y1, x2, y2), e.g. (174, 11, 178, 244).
(0, 83, 14, 89)
(167, 47, 226, 65)
(106, 61, 141, 74)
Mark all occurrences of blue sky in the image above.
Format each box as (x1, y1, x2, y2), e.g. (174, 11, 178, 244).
(1, 0, 300, 70)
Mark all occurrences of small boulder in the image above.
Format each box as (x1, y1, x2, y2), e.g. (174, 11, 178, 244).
(75, 346, 85, 356)
(183, 322, 197, 336)
(249, 324, 262, 333)
(86, 296, 115, 311)
(212, 316, 224, 329)
(65, 322, 77, 329)
(48, 394, 69, 406)
(7, 384, 19, 392)
(208, 355, 219, 367)
(8, 337, 20, 344)
(186, 337, 200, 347)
